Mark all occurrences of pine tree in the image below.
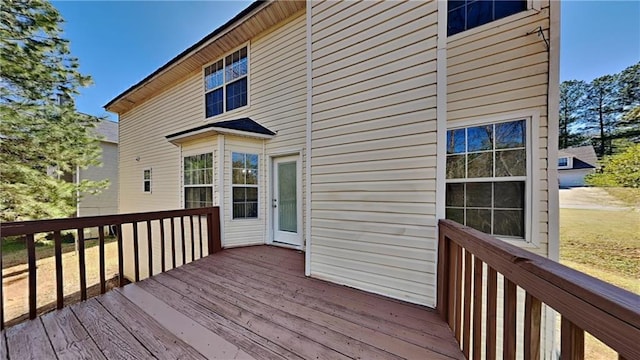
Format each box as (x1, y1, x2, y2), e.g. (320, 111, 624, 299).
(583, 75, 621, 157)
(559, 80, 587, 149)
(615, 62, 640, 142)
(0, 0, 104, 221)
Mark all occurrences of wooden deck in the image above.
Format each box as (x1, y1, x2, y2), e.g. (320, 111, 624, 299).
(1, 246, 464, 360)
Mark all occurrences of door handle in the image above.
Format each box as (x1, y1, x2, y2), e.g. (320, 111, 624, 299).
(272, 198, 277, 208)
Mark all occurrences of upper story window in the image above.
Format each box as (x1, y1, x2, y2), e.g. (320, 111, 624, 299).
(448, 0, 527, 36)
(204, 46, 248, 118)
(445, 119, 528, 239)
(558, 157, 571, 169)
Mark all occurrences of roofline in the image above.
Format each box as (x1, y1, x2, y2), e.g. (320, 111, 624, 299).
(104, 0, 266, 111)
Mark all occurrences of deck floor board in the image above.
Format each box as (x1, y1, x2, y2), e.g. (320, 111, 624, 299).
(3, 245, 464, 360)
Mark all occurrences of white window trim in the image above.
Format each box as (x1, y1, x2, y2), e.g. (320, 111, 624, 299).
(202, 42, 251, 120)
(444, 110, 540, 247)
(230, 151, 260, 221)
(447, 0, 542, 41)
(558, 156, 573, 169)
(182, 152, 214, 209)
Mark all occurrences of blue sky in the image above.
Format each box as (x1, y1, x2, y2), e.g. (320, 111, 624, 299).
(54, 1, 640, 121)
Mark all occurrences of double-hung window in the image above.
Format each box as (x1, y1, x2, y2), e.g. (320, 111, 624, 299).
(143, 169, 152, 193)
(204, 46, 248, 118)
(445, 119, 528, 239)
(232, 152, 258, 219)
(448, 0, 527, 36)
(184, 153, 213, 209)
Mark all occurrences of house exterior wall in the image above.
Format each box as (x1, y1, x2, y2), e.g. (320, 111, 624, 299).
(78, 141, 118, 217)
(309, 1, 439, 306)
(117, 10, 307, 280)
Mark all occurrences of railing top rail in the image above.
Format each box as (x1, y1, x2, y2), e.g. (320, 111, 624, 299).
(1, 207, 219, 238)
(439, 219, 640, 359)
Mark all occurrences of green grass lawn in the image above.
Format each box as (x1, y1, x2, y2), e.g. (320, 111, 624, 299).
(2, 235, 116, 268)
(560, 208, 640, 293)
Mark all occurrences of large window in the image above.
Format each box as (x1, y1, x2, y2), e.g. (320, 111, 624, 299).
(448, 0, 527, 36)
(445, 119, 527, 238)
(204, 46, 248, 118)
(184, 153, 213, 209)
(232, 152, 258, 219)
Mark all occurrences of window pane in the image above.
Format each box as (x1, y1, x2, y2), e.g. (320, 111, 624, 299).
(467, 152, 493, 178)
(446, 183, 465, 207)
(467, 125, 493, 152)
(205, 88, 223, 118)
(494, 0, 527, 19)
(185, 187, 212, 209)
(143, 170, 151, 180)
(494, 210, 524, 237)
(246, 202, 258, 218)
(466, 209, 491, 233)
(447, 155, 466, 179)
(446, 208, 465, 224)
(233, 203, 246, 219)
(496, 120, 525, 149)
(232, 168, 245, 185)
(494, 181, 524, 209)
(466, 182, 492, 207)
(447, 129, 466, 154)
(447, 5, 466, 36)
(232, 152, 245, 167)
(226, 77, 248, 111)
(245, 168, 258, 185)
(466, 0, 494, 29)
(495, 149, 526, 177)
(558, 158, 568, 167)
(233, 187, 246, 202)
(246, 187, 258, 202)
(144, 181, 151, 193)
(246, 153, 258, 169)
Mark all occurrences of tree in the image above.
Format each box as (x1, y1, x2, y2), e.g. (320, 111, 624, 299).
(615, 62, 640, 142)
(0, 0, 105, 221)
(582, 75, 621, 157)
(586, 144, 640, 188)
(559, 80, 587, 149)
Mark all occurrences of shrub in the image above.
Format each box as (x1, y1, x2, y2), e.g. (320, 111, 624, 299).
(586, 144, 640, 187)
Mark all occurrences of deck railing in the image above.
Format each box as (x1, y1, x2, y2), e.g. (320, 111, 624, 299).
(437, 219, 640, 360)
(0, 207, 221, 329)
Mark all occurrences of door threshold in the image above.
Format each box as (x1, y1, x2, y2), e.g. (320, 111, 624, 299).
(271, 241, 304, 251)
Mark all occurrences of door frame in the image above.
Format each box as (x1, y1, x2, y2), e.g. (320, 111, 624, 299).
(267, 150, 303, 249)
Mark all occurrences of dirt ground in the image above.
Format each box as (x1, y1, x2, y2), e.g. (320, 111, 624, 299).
(558, 187, 631, 210)
(2, 241, 120, 324)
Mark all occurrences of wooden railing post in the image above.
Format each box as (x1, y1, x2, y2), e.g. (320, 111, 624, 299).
(54, 231, 63, 309)
(436, 228, 450, 321)
(26, 234, 37, 319)
(116, 224, 124, 287)
(207, 207, 221, 254)
(77, 228, 87, 301)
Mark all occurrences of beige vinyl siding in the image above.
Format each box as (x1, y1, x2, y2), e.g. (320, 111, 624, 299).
(446, 4, 551, 257)
(117, 11, 307, 277)
(310, 1, 439, 306)
(78, 141, 118, 217)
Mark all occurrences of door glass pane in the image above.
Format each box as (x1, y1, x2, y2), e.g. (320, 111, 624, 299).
(278, 162, 297, 233)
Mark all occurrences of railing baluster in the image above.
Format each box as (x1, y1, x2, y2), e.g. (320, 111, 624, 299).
(189, 215, 195, 262)
(26, 234, 36, 319)
(503, 278, 517, 360)
(180, 216, 186, 266)
(472, 257, 483, 360)
(561, 317, 585, 360)
(54, 230, 63, 309)
(116, 224, 124, 287)
(447, 240, 457, 332)
(463, 250, 472, 358)
(132, 222, 140, 282)
(207, 207, 221, 254)
(170, 217, 176, 269)
(159, 218, 166, 273)
(198, 215, 203, 259)
(454, 243, 463, 344)
(77, 229, 87, 301)
(486, 266, 497, 360)
(524, 292, 542, 360)
(147, 220, 153, 277)
(99, 226, 106, 294)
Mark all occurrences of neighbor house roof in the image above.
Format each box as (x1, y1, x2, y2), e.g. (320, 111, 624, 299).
(558, 146, 598, 169)
(104, 0, 305, 114)
(166, 118, 275, 144)
(93, 119, 118, 144)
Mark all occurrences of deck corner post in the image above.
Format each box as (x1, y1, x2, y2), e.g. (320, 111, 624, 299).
(436, 221, 450, 321)
(207, 207, 221, 255)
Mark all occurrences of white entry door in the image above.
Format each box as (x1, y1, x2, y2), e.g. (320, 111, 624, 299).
(272, 155, 301, 247)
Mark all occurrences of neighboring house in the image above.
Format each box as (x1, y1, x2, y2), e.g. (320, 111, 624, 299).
(76, 119, 119, 218)
(106, 0, 558, 356)
(558, 146, 598, 188)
